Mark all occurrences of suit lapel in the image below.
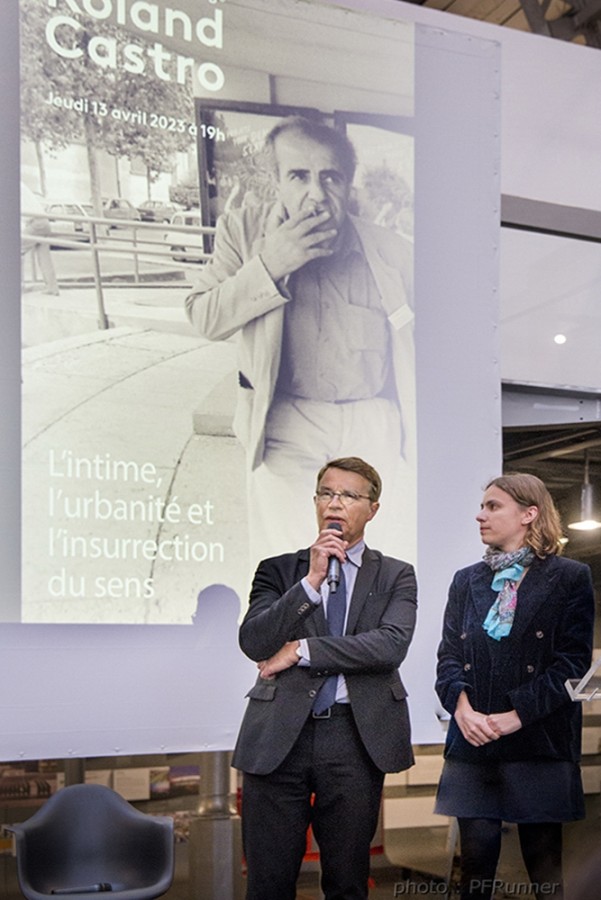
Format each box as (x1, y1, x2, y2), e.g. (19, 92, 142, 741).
(292, 546, 383, 637)
(352, 217, 411, 320)
(345, 547, 380, 634)
(510, 556, 558, 638)
(469, 564, 497, 625)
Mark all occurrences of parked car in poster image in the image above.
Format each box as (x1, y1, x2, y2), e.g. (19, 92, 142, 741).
(46, 202, 94, 245)
(137, 199, 181, 223)
(102, 198, 142, 227)
(163, 210, 205, 263)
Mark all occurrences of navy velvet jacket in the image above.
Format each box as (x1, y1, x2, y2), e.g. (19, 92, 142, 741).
(436, 554, 594, 764)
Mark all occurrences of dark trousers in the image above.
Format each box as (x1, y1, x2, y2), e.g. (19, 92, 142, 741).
(241, 706, 384, 900)
(458, 818, 564, 900)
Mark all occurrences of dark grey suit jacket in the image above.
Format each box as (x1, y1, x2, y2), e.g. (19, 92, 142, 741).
(231, 546, 417, 775)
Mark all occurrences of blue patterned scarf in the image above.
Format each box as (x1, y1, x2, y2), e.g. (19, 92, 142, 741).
(482, 546, 535, 640)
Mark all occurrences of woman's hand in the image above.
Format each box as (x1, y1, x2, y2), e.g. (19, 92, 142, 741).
(454, 691, 500, 747)
(486, 710, 522, 737)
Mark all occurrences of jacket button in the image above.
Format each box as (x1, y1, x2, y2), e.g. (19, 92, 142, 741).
(526, 665, 534, 674)
(460, 632, 467, 640)
(309, 690, 317, 698)
(536, 630, 544, 639)
(463, 663, 471, 671)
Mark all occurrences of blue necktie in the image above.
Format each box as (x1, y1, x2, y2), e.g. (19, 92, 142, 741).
(312, 567, 347, 715)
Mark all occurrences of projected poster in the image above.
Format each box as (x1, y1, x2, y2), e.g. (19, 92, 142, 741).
(17, 0, 415, 625)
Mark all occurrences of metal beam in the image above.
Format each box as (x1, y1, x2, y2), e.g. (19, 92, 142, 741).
(518, 0, 553, 34)
(517, 0, 601, 45)
(501, 196, 601, 243)
(573, 0, 601, 28)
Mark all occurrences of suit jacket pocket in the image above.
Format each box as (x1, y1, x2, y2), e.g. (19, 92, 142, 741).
(246, 680, 276, 701)
(390, 680, 408, 700)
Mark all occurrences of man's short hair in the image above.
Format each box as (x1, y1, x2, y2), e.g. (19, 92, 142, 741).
(316, 457, 382, 503)
(264, 116, 357, 184)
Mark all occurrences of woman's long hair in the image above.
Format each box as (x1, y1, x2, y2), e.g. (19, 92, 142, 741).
(485, 473, 563, 557)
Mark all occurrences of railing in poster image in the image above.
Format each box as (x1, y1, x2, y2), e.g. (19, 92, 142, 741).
(21, 208, 216, 330)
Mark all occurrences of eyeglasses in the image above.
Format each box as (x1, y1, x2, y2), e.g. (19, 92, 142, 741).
(314, 489, 372, 506)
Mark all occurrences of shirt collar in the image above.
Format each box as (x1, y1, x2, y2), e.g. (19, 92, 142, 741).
(345, 539, 365, 568)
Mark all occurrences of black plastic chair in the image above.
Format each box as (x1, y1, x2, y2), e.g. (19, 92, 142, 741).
(7, 783, 174, 900)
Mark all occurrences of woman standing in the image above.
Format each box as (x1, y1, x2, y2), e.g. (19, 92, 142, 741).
(435, 474, 595, 900)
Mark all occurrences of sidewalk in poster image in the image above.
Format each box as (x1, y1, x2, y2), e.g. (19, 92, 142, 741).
(21, 284, 250, 624)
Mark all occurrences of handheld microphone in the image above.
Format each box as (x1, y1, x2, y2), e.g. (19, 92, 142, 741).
(326, 522, 343, 593)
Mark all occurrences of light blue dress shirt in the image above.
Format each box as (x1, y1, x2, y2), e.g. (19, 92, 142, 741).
(297, 539, 365, 704)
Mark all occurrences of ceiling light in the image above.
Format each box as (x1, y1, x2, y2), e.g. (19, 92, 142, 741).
(553, 334, 567, 345)
(568, 452, 601, 531)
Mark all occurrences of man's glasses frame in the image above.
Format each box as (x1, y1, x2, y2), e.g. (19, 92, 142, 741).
(314, 489, 372, 506)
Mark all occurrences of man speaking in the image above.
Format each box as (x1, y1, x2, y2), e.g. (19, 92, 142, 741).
(185, 116, 415, 563)
(232, 457, 417, 900)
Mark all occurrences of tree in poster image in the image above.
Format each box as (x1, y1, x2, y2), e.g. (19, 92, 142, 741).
(360, 163, 413, 238)
(20, 0, 82, 198)
(20, 0, 195, 209)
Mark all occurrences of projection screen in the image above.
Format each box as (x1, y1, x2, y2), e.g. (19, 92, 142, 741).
(1, 0, 501, 760)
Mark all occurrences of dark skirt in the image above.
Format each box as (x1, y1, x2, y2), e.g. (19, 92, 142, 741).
(434, 758, 585, 823)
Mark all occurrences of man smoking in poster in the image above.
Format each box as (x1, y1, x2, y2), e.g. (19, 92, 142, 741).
(186, 116, 415, 563)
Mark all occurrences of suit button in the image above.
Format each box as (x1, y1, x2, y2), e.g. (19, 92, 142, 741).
(536, 630, 544, 639)
(309, 690, 317, 698)
(463, 663, 471, 671)
(460, 632, 467, 640)
(526, 665, 534, 674)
